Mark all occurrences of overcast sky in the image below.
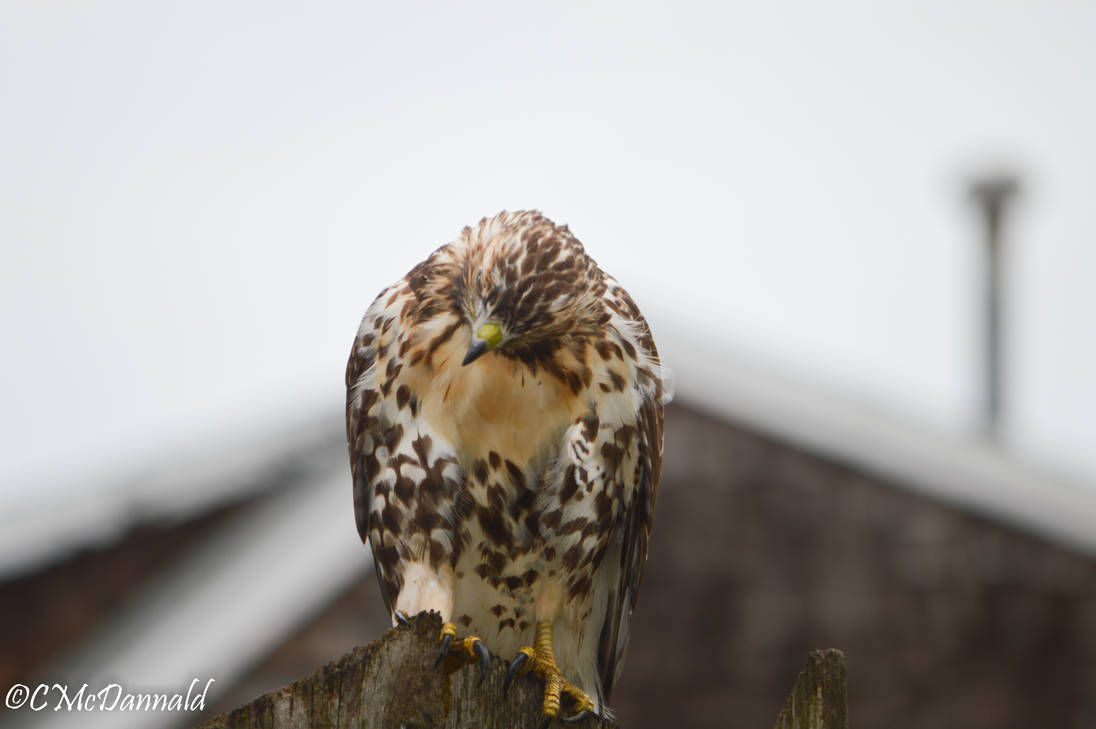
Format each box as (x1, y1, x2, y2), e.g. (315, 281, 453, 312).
(2, 1, 1094, 511)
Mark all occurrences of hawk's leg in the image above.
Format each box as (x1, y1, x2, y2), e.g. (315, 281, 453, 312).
(503, 620, 596, 727)
(435, 621, 490, 684)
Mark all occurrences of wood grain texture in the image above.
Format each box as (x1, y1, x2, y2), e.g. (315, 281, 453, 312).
(772, 649, 848, 729)
(195, 611, 614, 729)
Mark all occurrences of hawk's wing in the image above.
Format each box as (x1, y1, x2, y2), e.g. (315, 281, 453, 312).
(346, 288, 394, 615)
(595, 332, 665, 701)
(345, 273, 468, 618)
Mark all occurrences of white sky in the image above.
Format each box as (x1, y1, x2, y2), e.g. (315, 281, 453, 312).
(2, 1, 1094, 511)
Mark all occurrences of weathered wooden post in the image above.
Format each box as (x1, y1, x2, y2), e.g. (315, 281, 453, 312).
(196, 612, 611, 729)
(772, 649, 849, 729)
(197, 612, 847, 728)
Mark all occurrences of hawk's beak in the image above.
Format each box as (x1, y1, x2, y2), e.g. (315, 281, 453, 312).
(462, 338, 490, 366)
(463, 322, 503, 366)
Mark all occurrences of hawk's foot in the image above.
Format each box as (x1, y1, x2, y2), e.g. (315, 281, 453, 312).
(435, 621, 490, 684)
(503, 621, 596, 727)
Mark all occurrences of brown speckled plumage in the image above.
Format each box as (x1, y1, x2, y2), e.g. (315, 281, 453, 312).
(346, 210, 666, 715)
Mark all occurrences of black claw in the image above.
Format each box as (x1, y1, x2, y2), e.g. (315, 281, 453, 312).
(560, 709, 595, 724)
(473, 641, 490, 685)
(538, 715, 553, 729)
(503, 652, 528, 695)
(435, 633, 453, 668)
(394, 610, 411, 627)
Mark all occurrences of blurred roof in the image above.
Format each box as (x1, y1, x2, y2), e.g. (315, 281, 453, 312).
(4, 336, 1093, 582)
(0, 409, 342, 579)
(667, 335, 1096, 558)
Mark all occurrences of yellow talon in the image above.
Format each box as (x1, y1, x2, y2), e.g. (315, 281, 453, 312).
(507, 620, 597, 721)
(516, 646, 536, 673)
(436, 622, 490, 682)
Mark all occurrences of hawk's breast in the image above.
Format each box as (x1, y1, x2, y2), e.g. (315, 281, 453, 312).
(403, 328, 589, 465)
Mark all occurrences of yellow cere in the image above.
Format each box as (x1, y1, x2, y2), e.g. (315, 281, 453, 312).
(476, 322, 503, 348)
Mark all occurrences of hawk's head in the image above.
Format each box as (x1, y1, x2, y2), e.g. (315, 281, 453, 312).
(410, 211, 611, 367)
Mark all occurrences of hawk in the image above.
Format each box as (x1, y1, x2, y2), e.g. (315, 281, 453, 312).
(346, 211, 666, 724)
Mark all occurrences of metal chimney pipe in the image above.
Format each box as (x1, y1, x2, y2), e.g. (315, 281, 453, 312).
(969, 174, 1019, 438)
